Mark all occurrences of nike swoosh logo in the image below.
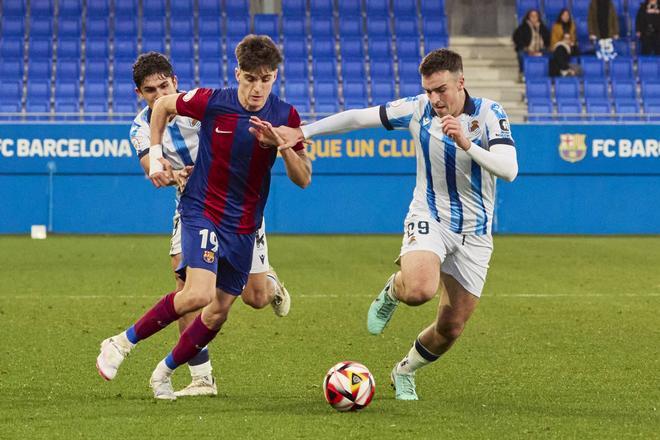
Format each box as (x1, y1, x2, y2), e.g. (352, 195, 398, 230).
(215, 128, 232, 134)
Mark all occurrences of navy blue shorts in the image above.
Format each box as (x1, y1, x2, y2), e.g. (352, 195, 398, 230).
(176, 215, 255, 295)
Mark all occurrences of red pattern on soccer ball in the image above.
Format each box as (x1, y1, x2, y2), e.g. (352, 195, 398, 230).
(323, 361, 375, 411)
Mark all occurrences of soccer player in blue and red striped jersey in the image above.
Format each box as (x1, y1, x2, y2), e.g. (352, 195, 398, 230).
(96, 35, 311, 400)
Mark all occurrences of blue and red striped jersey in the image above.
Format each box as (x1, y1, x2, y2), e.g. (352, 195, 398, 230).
(175, 87, 304, 234)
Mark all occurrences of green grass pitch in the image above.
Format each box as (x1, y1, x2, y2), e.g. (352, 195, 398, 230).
(0, 235, 658, 439)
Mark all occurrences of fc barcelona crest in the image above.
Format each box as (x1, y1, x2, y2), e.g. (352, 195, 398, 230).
(203, 250, 215, 264)
(559, 134, 587, 163)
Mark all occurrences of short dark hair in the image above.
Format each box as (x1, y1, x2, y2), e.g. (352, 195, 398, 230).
(235, 34, 283, 73)
(132, 52, 174, 88)
(419, 48, 463, 77)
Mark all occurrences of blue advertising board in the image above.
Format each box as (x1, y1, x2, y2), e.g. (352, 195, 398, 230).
(0, 122, 658, 234)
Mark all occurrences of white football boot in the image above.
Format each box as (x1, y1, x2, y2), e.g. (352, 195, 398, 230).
(174, 375, 218, 397)
(268, 267, 291, 317)
(96, 333, 133, 381)
(149, 361, 176, 400)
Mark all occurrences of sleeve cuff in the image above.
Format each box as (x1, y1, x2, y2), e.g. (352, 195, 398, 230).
(379, 105, 394, 131)
(138, 148, 150, 159)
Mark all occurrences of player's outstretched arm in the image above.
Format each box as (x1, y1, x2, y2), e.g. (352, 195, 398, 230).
(148, 94, 181, 187)
(297, 107, 382, 139)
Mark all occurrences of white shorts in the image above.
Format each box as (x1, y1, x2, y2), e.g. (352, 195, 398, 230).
(399, 213, 493, 297)
(170, 211, 270, 274)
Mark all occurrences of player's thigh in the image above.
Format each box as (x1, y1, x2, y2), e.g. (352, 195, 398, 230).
(400, 250, 441, 299)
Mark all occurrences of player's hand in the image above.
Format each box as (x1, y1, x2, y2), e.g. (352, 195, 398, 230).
(440, 115, 470, 151)
(149, 158, 174, 188)
(172, 165, 194, 192)
(249, 116, 303, 151)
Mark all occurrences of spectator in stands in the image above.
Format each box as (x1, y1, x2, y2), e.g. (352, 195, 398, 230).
(588, 0, 619, 41)
(513, 9, 550, 79)
(636, 0, 660, 55)
(549, 9, 582, 77)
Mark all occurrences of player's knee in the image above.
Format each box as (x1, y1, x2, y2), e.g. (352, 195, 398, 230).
(183, 288, 215, 310)
(435, 321, 465, 342)
(402, 281, 437, 305)
(203, 309, 229, 331)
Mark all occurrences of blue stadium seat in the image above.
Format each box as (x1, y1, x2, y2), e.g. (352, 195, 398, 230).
(612, 81, 637, 103)
(199, 61, 223, 88)
(523, 56, 549, 78)
(84, 81, 108, 104)
(58, 18, 81, 38)
(142, 18, 166, 39)
(86, 18, 110, 38)
(310, 0, 333, 17)
(366, 18, 391, 37)
(114, 38, 137, 61)
(26, 101, 52, 120)
(572, 0, 590, 19)
(609, 57, 633, 80)
(338, 0, 362, 16)
(198, 38, 221, 61)
(28, 60, 51, 81)
(342, 60, 366, 79)
(198, 0, 220, 16)
(142, 0, 165, 17)
(370, 80, 394, 104)
(254, 14, 280, 41)
(112, 59, 133, 84)
(285, 83, 310, 113)
(171, 17, 194, 38)
(28, 38, 52, 60)
(575, 18, 590, 45)
(142, 38, 165, 54)
(312, 40, 335, 60)
(59, 0, 82, 17)
(586, 101, 612, 121)
(171, 61, 194, 83)
(171, 40, 194, 59)
(370, 59, 394, 79)
(613, 39, 631, 56)
(56, 38, 81, 60)
(171, 0, 193, 16)
(226, 18, 250, 37)
(340, 38, 364, 60)
(310, 17, 334, 38)
(0, 80, 22, 102)
(113, 81, 136, 104)
(615, 101, 641, 121)
(557, 101, 583, 121)
(282, 0, 306, 17)
(398, 61, 421, 85)
(176, 78, 196, 92)
(29, 18, 53, 38)
(27, 82, 50, 103)
(314, 81, 340, 113)
(365, 0, 390, 17)
(397, 37, 421, 61)
(554, 77, 580, 104)
(85, 60, 109, 82)
(581, 56, 605, 78)
(198, 17, 221, 37)
(226, 57, 239, 86)
(420, 0, 445, 16)
(424, 34, 449, 52)
(112, 101, 137, 117)
(225, 0, 249, 17)
(368, 38, 392, 60)
(584, 80, 609, 103)
(114, 0, 137, 17)
(86, 38, 109, 60)
(313, 59, 337, 80)
(283, 39, 307, 60)
(543, 0, 569, 23)
(0, 101, 22, 116)
(1, 17, 25, 37)
(30, 0, 53, 17)
(638, 56, 660, 79)
(515, 0, 540, 21)
(225, 37, 242, 59)
(641, 80, 660, 102)
(643, 102, 660, 122)
(525, 79, 552, 103)
(399, 80, 421, 98)
(55, 81, 79, 104)
(423, 17, 448, 38)
(2, 0, 26, 17)
(54, 101, 79, 120)
(83, 102, 109, 120)
(56, 60, 80, 81)
(343, 81, 368, 109)
(527, 101, 554, 122)
(282, 17, 306, 38)
(339, 18, 363, 37)
(86, 0, 108, 17)
(0, 60, 23, 79)
(394, 17, 418, 37)
(114, 18, 137, 38)
(284, 59, 307, 80)
(393, 1, 417, 17)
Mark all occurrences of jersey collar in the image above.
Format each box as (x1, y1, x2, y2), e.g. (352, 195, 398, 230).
(462, 89, 477, 116)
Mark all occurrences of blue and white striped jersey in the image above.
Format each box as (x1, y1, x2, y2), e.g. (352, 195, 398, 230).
(380, 92, 515, 236)
(129, 105, 200, 171)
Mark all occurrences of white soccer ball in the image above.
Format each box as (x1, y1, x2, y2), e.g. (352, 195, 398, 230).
(323, 361, 375, 411)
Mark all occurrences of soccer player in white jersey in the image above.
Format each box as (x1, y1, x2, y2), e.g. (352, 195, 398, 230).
(250, 49, 518, 401)
(128, 52, 291, 396)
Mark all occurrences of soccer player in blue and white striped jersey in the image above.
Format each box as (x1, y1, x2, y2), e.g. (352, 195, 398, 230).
(251, 48, 518, 401)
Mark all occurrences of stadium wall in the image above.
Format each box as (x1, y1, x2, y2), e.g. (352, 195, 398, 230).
(1, 123, 658, 235)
